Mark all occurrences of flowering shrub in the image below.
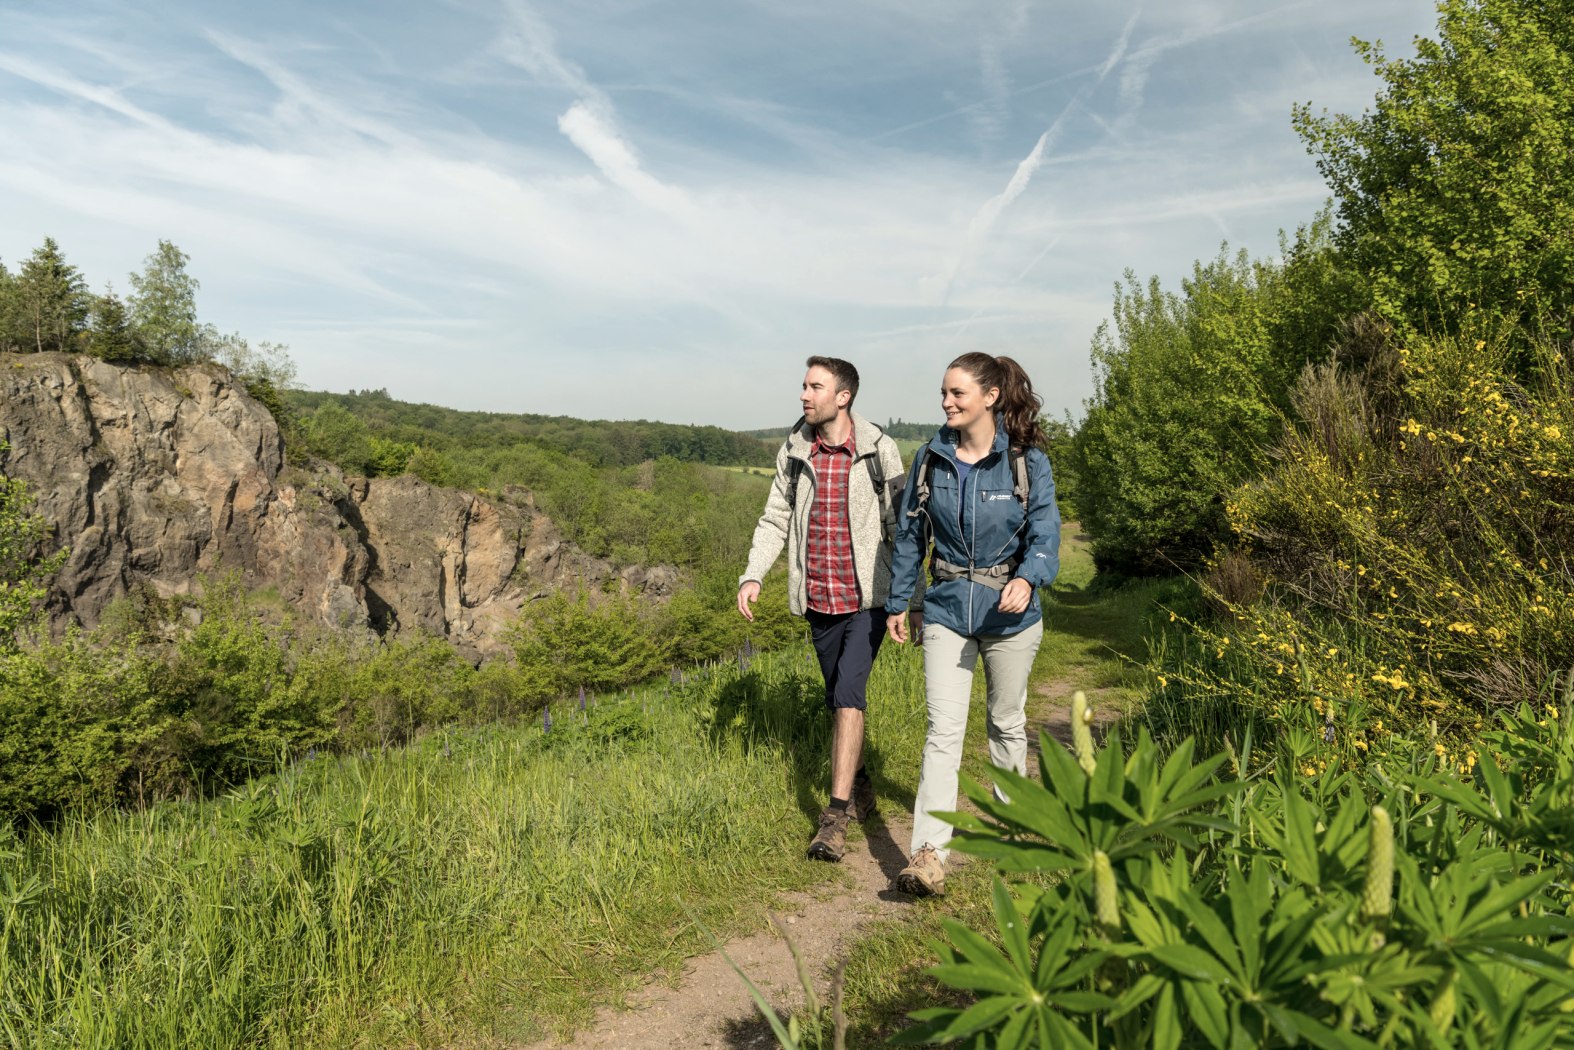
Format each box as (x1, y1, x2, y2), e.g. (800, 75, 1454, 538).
(1152, 329, 1574, 748)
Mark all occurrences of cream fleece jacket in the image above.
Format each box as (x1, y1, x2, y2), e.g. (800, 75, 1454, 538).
(739, 411, 905, 617)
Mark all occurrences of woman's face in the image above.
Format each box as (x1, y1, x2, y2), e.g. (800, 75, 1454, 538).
(941, 366, 998, 433)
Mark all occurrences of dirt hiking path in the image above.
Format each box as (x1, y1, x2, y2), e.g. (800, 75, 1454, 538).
(545, 807, 920, 1050)
(540, 697, 1102, 1050)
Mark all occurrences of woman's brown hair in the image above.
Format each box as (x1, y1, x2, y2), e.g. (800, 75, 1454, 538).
(948, 352, 1046, 449)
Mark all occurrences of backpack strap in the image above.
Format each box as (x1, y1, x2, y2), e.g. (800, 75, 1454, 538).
(1009, 447, 1029, 509)
(783, 417, 809, 510)
(785, 456, 804, 509)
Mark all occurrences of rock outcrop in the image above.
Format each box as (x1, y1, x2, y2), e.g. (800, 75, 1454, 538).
(0, 353, 677, 658)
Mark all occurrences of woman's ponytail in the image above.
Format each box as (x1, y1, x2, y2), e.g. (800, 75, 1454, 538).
(948, 353, 1047, 449)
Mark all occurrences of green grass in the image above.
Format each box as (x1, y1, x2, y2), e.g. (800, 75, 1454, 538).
(1, 643, 932, 1049)
(2, 527, 1182, 1049)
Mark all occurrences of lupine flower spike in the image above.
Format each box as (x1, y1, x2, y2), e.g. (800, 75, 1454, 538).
(1072, 691, 1097, 776)
(578, 685, 587, 712)
(1092, 850, 1120, 935)
(1430, 971, 1457, 1034)
(543, 706, 553, 732)
(1361, 805, 1394, 947)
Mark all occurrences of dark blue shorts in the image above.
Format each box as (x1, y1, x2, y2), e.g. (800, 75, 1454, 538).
(806, 608, 889, 711)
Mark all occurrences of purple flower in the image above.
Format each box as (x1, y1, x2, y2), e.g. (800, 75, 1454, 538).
(543, 706, 553, 732)
(578, 685, 587, 711)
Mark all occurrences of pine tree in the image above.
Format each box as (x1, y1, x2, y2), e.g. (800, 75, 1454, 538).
(0, 261, 24, 354)
(87, 286, 140, 362)
(16, 238, 89, 354)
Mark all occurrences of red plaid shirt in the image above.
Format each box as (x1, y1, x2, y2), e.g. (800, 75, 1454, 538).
(805, 429, 861, 614)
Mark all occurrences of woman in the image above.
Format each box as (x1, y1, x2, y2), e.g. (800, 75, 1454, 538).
(883, 353, 1060, 896)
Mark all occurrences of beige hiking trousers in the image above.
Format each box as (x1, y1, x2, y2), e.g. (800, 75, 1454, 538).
(910, 619, 1044, 861)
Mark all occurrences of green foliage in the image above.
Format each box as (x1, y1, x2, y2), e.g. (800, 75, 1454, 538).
(287, 386, 774, 470)
(0, 576, 518, 824)
(403, 445, 454, 486)
(1071, 231, 1349, 574)
(904, 692, 1574, 1048)
(8, 238, 90, 354)
(301, 401, 375, 476)
(0, 640, 929, 1046)
(1151, 328, 1574, 746)
(505, 591, 669, 699)
(1295, 0, 1574, 338)
(128, 239, 202, 364)
(86, 287, 140, 362)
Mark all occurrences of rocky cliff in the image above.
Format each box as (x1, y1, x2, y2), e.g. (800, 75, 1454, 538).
(0, 353, 677, 658)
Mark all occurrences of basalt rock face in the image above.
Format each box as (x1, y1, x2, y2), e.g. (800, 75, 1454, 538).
(0, 353, 676, 657)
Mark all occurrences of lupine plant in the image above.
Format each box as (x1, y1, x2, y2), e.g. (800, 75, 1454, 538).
(896, 691, 1574, 1048)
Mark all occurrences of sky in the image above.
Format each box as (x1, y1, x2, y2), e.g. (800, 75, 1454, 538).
(0, 0, 1439, 431)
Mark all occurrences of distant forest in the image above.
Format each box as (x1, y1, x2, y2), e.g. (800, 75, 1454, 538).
(742, 418, 940, 442)
(289, 387, 775, 471)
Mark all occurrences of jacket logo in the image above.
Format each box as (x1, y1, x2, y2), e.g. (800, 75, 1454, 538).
(985, 493, 1013, 501)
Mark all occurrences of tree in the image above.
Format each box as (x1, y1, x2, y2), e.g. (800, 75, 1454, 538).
(86, 286, 140, 362)
(1294, 0, 1574, 336)
(128, 239, 202, 363)
(303, 401, 375, 475)
(16, 238, 89, 354)
(0, 261, 26, 354)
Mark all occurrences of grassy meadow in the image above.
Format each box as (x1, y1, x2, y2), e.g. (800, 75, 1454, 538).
(1, 631, 938, 1048)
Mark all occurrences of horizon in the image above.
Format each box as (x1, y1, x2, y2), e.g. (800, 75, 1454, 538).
(1, 0, 1436, 430)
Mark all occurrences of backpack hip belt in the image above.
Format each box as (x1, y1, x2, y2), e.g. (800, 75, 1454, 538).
(931, 557, 1019, 591)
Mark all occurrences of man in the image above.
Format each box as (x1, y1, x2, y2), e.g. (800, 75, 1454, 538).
(738, 356, 914, 862)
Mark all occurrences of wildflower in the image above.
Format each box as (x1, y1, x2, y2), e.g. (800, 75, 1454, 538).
(543, 706, 553, 732)
(578, 685, 587, 711)
(1446, 622, 1478, 635)
(1433, 742, 1446, 758)
(1547, 705, 1561, 720)
(1156, 674, 1169, 688)
(1545, 425, 1562, 440)
(1326, 647, 1339, 657)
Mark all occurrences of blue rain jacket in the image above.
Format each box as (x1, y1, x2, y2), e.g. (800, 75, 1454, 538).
(884, 421, 1060, 637)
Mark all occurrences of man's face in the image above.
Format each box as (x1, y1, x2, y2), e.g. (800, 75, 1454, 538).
(801, 365, 849, 426)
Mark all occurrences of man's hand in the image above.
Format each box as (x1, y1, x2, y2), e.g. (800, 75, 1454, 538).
(737, 581, 761, 621)
(886, 613, 909, 645)
(998, 578, 1033, 615)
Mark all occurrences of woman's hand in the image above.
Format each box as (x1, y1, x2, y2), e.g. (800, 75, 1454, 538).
(997, 578, 1033, 615)
(886, 613, 909, 645)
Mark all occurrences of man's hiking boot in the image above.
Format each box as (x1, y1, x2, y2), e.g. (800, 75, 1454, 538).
(806, 806, 850, 862)
(851, 771, 877, 822)
(896, 845, 946, 896)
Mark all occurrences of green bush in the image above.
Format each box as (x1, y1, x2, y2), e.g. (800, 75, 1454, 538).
(1151, 328, 1574, 748)
(1071, 230, 1353, 574)
(903, 691, 1574, 1048)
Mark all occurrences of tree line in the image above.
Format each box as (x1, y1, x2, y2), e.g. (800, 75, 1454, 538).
(0, 237, 297, 411)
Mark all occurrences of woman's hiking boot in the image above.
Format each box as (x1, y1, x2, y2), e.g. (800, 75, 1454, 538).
(896, 845, 946, 896)
(851, 770, 877, 822)
(806, 806, 850, 862)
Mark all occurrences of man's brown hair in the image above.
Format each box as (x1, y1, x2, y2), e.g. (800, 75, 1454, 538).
(806, 355, 859, 405)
